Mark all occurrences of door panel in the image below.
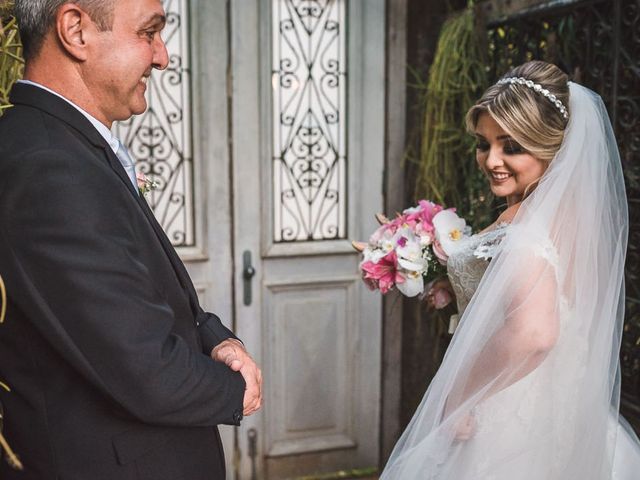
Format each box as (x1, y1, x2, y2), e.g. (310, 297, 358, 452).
(265, 277, 357, 457)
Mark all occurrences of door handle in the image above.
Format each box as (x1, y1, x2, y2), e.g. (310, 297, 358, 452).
(242, 250, 256, 306)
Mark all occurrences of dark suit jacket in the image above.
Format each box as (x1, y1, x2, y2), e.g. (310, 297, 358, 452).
(0, 83, 245, 480)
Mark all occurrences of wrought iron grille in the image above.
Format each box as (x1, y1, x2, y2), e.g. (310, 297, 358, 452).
(271, 0, 348, 242)
(486, 0, 640, 432)
(114, 0, 194, 247)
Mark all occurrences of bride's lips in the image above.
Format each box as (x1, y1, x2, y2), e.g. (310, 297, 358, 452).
(489, 171, 513, 184)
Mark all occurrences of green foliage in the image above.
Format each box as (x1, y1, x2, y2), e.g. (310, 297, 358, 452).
(413, 6, 494, 230)
(0, 0, 24, 116)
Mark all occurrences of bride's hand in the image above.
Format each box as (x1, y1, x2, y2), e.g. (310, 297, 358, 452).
(424, 277, 455, 310)
(453, 412, 476, 441)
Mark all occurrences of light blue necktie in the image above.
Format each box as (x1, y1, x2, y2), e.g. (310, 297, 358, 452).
(115, 141, 138, 191)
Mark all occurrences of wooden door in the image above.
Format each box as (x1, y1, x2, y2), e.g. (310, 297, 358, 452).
(230, 1, 386, 478)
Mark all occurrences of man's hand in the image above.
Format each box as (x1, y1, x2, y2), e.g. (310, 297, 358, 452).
(211, 339, 263, 417)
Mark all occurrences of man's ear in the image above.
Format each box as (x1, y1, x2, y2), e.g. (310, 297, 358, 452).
(55, 4, 95, 62)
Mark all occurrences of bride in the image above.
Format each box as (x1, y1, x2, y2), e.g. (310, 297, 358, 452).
(381, 61, 640, 479)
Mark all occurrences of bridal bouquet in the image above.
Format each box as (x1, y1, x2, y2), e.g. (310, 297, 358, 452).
(354, 200, 470, 306)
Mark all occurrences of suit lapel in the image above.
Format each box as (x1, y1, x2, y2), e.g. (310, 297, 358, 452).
(100, 143, 200, 314)
(103, 146, 141, 197)
(102, 146, 200, 313)
(136, 187, 201, 313)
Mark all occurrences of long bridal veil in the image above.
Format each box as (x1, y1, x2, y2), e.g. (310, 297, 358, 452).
(381, 83, 640, 479)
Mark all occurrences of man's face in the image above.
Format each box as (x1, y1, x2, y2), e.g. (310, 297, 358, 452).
(85, 0, 168, 125)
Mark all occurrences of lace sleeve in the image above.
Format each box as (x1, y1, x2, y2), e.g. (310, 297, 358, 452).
(474, 225, 559, 271)
(473, 226, 508, 261)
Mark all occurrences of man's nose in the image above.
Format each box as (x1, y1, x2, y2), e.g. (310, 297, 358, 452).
(153, 35, 170, 70)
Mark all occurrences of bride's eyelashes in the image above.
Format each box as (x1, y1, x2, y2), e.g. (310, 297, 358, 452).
(476, 141, 490, 152)
(503, 140, 526, 155)
(474, 134, 526, 155)
(475, 137, 490, 152)
(474, 141, 524, 156)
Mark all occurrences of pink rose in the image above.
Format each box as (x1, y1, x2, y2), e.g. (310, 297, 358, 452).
(432, 287, 453, 309)
(136, 172, 148, 190)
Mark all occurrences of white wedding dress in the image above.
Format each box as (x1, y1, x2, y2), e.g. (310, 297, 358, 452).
(381, 83, 640, 479)
(442, 224, 640, 479)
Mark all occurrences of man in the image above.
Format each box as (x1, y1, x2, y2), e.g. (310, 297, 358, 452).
(0, 1, 262, 479)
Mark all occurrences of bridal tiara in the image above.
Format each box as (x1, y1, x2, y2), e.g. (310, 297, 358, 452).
(497, 76, 569, 120)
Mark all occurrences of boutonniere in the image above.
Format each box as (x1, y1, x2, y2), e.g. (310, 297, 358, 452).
(136, 172, 159, 196)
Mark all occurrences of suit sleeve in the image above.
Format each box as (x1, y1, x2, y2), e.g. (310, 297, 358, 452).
(197, 309, 242, 355)
(0, 149, 245, 427)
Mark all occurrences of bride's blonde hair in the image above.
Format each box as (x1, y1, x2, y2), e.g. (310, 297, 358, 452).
(466, 61, 570, 166)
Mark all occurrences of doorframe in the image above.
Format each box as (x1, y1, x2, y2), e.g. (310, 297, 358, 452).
(381, 0, 408, 465)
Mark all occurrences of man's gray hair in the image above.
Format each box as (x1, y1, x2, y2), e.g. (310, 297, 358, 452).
(14, 0, 116, 61)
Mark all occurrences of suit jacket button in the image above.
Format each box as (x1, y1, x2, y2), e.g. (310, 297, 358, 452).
(233, 410, 243, 424)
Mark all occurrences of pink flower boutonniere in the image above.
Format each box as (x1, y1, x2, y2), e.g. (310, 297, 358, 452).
(136, 172, 159, 196)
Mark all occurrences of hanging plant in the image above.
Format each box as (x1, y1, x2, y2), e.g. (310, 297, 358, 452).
(414, 3, 494, 230)
(0, 274, 23, 471)
(0, 0, 24, 115)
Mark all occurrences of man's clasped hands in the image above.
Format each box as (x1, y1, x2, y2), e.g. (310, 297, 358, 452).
(211, 339, 263, 416)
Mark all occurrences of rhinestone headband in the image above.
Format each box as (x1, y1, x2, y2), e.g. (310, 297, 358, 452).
(497, 76, 569, 120)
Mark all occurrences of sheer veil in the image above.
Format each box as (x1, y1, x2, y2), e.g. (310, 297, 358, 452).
(381, 83, 640, 479)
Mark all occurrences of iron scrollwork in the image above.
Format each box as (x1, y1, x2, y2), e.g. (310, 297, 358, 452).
(272, 0, 348, 242)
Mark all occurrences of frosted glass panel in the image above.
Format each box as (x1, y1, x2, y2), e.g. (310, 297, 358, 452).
(272, 0, 348, 242)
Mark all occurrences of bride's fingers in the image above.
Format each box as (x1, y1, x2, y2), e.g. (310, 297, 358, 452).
(453, 414, 476, 441)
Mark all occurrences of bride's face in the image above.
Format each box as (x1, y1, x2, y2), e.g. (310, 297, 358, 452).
(474, 113, 545, 205)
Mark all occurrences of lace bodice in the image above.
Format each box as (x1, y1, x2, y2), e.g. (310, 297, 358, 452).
(447, 223, 509, 315)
